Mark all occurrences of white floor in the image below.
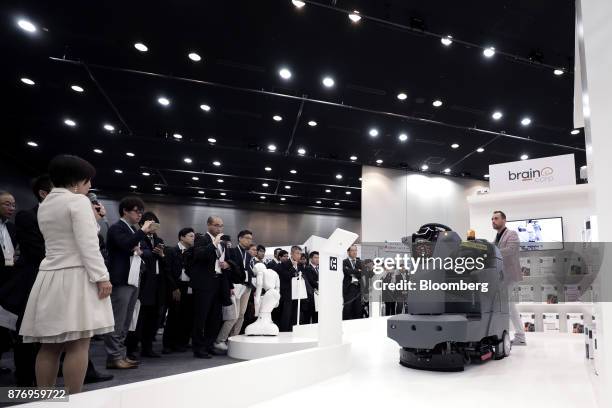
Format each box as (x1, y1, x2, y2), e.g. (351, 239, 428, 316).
(252, 320, 597, 408)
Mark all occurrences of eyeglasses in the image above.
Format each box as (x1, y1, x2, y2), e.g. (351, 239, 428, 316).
(1, 202, 16, 209)
(129, 208, 144, 215)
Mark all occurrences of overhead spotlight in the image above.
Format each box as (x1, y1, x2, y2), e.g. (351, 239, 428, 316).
(376, 159, 383, 164)
(483, 47, 495, 58)
(451, 143, 459, 149)
(397, 92, 407, 101)
(421, 164, 429, 171)
(183, 157, 192, 163)
(521, 117, 532, 126)
(571, 129, 580, 135)
(292, 0, 306, 8)
(71, 85, 84, 93)
(290, 169, 297, 174)
(369, 128, 379, 137)
(308, 120, 317, 127)
(192, 176, 199, 181)
(273, 115, 283, 122)
(17, 19, 37, 33)
(398, 133, 408, 142)
(126, 152, 135, 157)
(316, 200, 322, 204)
(520, 154, 529, 160)
(154, 187, 162, 191)
(264, 166, 272, 171)
(279, 68, 292, 79)
(492, 111, 503, 120)
(553, 69, 564, 76)
(322, 76, 335, 88)
(27, 141, 38, 147)
(441, 35, 453, 46)
(217, 179, 224, 183)
(103, 124, 115, 132)
(262, 183, 269, 187)
(476, 147, 485, 153)
(280, 197, 286, 201)
(198, 190, 205, 194)
(173, 133, 183, 139)
(130, 185, 138, 189)
(142, 172, 150, 176)
(260, 196, 266, 199)
(220, 192, 227, 196)
(200, 104, 211, 112)
(188, 52, 201, 62)
(432, 100, 443, 107)
(348, 10, 361, 23)
(334, 202, 340, 206)
(267, 144, 277, 151)
(207, 137, 216, 143)
(114, 169, 123, 174)
(335, 174, 343, 179)
(64, 119, 76, 127)
(345, 191, 351, 195)
(20, 78, 35, 85)
(297, 148, 306, 155)
(212, 160, 221, 166)
(285, 185, 291, 189)
(484, 174, 490, 179)
(350, 155, 358, 161)
(134, 42, 148, 52)
(443, 168, 451, 174)
(359, 177, 362, 181)
(158, 97, 170, 106)
(93, 148, 103, 154)
(325, 189, 331, 193)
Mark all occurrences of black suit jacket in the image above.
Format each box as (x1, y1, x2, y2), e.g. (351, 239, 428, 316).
(342, 258, 363, 294)
(303, 264, 319, 297)
(224, 246, 255, 288)
(165, 245, 184, 293)
(139, 234, 169, 306)
(276, 260, 305, 300)
(106, 219, 147, 286)
(0, 220, 16, 288)
(0, 216, 30, 315)
(185, 232, 220, 292)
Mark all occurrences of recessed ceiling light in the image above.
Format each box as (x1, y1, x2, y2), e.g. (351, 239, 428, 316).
(126, 152, 135, 157)
(521, 117, 532, 126)
(421, 164, 429, 171)
(64, 119, 76, 127)
(212, 160, 221, 166)
(18, 19, 36, 33)
(198, 190, 205, 194)
(285, 185, 291, 189)
(220, 192, 227, 196)
(441, 35, 453, 46)
(451, 143, 459, 149)
(158, 97, 170, 106)
(217, 179, 224, 183)
(369, 128, 379, 137)
(130, 185, 138, 189)
(359, 177, 362, 181)
(192, 176, 199, 181)
(334, 202, 340, 206)
(397, 92, 407, 100)
(292, 0, 306, 8)
(492, 111, 503, 120)
(267, 144, 277, 151)
(103, 124, 115, 132)
(571, 129, 580, 135)
(27, 141, 38, 147)
(322, 76, 335, 88)
(142, 172, 150, 176)
(325, 189, 331, 193)
(173, 133, 183, 139)
(376, 159, 383, 164)
(484, 174, 490, 179)
(280, 197, 286, 201)
(71, 85, 84, 93)
(184, 157, 192, 163)
(398, 133, 408, 142)
(115, 169, 123, 174)
(432, 100, 443, 107)
(553, 69, 564, 76)
(345, 191, 351, 195)
(348, 10, 361, 23)
(308, 120, 317, 127)
(316, 200, 322, 204)
(154, 187, 162, 191)
(20, 77, 35, 85)
(260, 195, 266, 199)
(443, 168, 451, 174)
(207, 137, 216, 143)
(279, 68, 292, 79)
(335, 174, 343, 179)
(262, 183, 269, 187)
(290, 169, 297, 174)
(134, 42, 148, 52)
(188, 52, 201, 62)
(483, 47, 495, 58)
(476, 147, 485, 153)
(273, 115, 283, 122)
(520, 154, 529, 160)
(297, 148, 306, 155)
(350, 155, 357, 161)
(93, 148, 103, 154)
(200, 104, 211, 112)
(265, 166, 272, 171)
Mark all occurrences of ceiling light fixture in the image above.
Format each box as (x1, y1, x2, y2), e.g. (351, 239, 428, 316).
(207, 137, 216, 143)
(432, 100, 443, 107)
(553, 69, 564, 76)
(285, 185, 291, 189)
(273, 115, 282, 122)
(279, 67, 292, 79)
(443, 168, 451, 174)
(93, 148, 103, 154)
(348, 10, 361, 23)
(154, 187, 162, 191)
(18, 19, 37, 33)
(264, 166, 272, 171)
(64, 119, 76, 127)
(220, 192, 227, 196)
(492, 111, 503, 120)
(173, 133, 182, 139)
(130, 185, 137, 189)
(484, 174, 490, 179)
(280, 197, 286, 201)
(376, 159, 383, 164)
(198, 190, 205, 194)
(126, 152, 135, 157)
(322, 76, 335, 88)
(103, 124, 115, 132)
(292, 0, 306, 8)
(483, 47, 496, 58)
(262, 183, 269, 187)
(397, 92, 407, 100)
(142, 172, 150, 176)
(325, 189, 331, 193)
(350, 155, 357, 161)
(297, 148, 306, 155)
(188, 52, 201, 62)
(345, 191, 351, 195)
(20, 77, 35, 85)
(115, 169, 123, 174)
(441, 35, 453, 46)
(134, 43, 148, 52)
(267, 144, 277, 151)
(334, 202, 340, 206)
(335, 174, 343, 179)
(217, 179, 224, 183)
(71, 85, 84, 93)
(316, 200, 322, 204)
(290, 169, 297, 174)
(27, 141, 38, 147)
(451, 143, 459, 149)
(571, 129, 580, 135)
(308, 120, 317, 127)
(369, 128, 379, 137)
(192, 176, 199, 181)
(476, 147, 485, 153)
(183, 157, 192, 163)
(260, 196, 266, 199)
(421, 164, 429, 171)
(158, 97, 170, 106)
(200, 104, 211, 112)
(520, 154, 529, 160)
(212, 161, 221, 166)
(398, 133, 408, 142)
(521, 117, 532, 126)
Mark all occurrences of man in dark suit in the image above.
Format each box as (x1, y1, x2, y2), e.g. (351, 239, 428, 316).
(184, 216, 229, 359)
(343, 245, 363, 320)
(162, 227, 195, 354)
(302, 251, 320, 324)
(104, 197, 154, 369)
(266, 248, 283, 269)
(276, 246, 307, 332)
(0, 190, 17, 374)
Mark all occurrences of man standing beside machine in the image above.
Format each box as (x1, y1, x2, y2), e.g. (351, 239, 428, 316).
(492, 210, 526, 346)
(342, 245, 363, 320)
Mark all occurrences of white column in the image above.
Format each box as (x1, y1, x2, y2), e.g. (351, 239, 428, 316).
(576, 1, 612, 407)
(317, 250, 344, 347)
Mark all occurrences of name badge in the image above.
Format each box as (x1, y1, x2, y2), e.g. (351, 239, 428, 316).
(4, 258, 14, 267)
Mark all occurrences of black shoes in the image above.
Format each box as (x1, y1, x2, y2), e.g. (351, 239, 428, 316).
(84, 371, 114, 384)
(193, 351, 212, 359)
(141, 349, 161, 358)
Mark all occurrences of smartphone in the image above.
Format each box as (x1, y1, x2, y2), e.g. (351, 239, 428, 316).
(150, 222, 161, 231)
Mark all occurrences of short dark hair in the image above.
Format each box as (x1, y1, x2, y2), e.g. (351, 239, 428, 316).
(248, 243, 257, 249)
(290, 245, 302, 254)
(238, 229, 253, 239)
(118, 196, 145, 217)
(300, 253, 307, 260)
(493, 210, 507, 220)
(207, 216, 221, 225)
(140, 211, 159, 224)
(48, 155, 96, 188)
(178, 227, 194, 239)
(274, 248, 282, 256)
(347, 244, 357, 252)
(309, 251, 319, 259)
(278, 250, 288, 258)
(31, 175, 53, 202)
(257, 244, 266, 252)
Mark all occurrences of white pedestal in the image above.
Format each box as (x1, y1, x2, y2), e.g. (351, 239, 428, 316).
(227, 333, 317, 360)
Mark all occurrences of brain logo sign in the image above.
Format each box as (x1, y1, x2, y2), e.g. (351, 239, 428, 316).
(541, 167, 554, 176)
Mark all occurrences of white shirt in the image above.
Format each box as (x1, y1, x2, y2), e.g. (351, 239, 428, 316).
(207, 232, 224, 274)
(0, 218, 15, 266)
(237, 245, 249, 283)
(178, 241, 190, 281)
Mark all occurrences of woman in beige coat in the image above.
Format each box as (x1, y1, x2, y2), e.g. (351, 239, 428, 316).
(20, 155, 114, 393)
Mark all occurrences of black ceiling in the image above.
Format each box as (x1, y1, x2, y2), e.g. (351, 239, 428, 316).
(1, 0, 585, 211)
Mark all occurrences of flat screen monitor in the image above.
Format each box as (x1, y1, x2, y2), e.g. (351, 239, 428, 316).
(505, 217, 564, 251)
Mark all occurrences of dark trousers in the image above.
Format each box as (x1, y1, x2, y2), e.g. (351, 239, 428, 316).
(192, 278, 222, 353)
(163, 282, 194, 349)
(278, 298, 294, 332)
(138, 304, 163, 352)
(343, 284, 362, 320)
(12, 333, 38, 386)
(302, 297, 317, 324)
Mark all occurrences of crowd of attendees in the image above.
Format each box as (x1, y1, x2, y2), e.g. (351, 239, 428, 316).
(0, 154, 369, 393)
